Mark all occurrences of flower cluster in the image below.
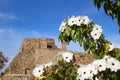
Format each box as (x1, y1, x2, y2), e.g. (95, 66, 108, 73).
(32, 52, 74, 79)
(59, 16, 91, 32)
(68, 16, 91, 26)
(58, 16, 110, 60)
(33, 51, 120, 80)
(32, 61, 53, 79)
(91, 24, 102, 40)
(58, 15, 117, 60)
(59, 16, 103, 40)
(77, 55, 120, 80)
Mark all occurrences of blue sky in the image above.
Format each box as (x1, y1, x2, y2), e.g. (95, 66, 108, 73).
(0, 0, 120, 60)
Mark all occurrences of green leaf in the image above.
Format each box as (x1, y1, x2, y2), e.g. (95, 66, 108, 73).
(117, 0, 120, 6)
(104, 3, 108, 15)
(117, 14, 120, 27)
(97, 0, 103, 10)
(73, 33, 77, 42)
(78, 39, 82, 47)
(65, 27, 71, 36)
(71, 30, 76, 41)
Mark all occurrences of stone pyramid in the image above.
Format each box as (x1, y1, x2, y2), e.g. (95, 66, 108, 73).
(0, 38, 94, 80)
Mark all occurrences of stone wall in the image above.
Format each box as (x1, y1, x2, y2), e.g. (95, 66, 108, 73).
(0, 38, 94, 80)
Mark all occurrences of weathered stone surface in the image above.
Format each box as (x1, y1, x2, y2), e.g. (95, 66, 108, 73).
(0, 38, 94, 80)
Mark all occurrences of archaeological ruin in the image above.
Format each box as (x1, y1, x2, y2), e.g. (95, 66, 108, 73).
(0, 38, 94, 80)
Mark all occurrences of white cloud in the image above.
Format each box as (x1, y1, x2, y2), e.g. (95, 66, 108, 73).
(0, 28, 21, 57)
(0, 13, 18, 21)
(0, 29, 13, 37)
(0, 28, 22, 72)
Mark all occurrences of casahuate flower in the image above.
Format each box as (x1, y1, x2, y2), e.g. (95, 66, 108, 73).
(61, 52, 73, 63)
(77, 65, 95, 80)
(92, 59, 106, 72)
(68, 16, 76, 26)
(75, 16, 83, 26)
(59, 21, 66, 32)
(91, 30, 101, 40)
(106, 57, 120, 72)
(93, 24, 102, 33)
(32, 65, 44, 78)
(81, 16, 91, 25)
(87, 64, 98, 75)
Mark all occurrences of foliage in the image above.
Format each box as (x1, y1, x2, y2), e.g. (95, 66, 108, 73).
(33, 51, 120, 80)
(33, 52, 78, 80)
(58, 16, 117, 59)
(91, 0, 120, 29)
(33, 15, 120, 80)
(96, 69, 120, 80)
(44, 60, 77, 80)
(0, 51, 8, 71)
(57, 15, 120, 80)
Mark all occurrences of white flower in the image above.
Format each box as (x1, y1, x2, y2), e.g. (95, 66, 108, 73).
(91, 30, 101, 40)
(108, 44, 114, 51)
(87, 64, 98, 75)
(77, 66, 89, 80)
(32, 65, 44, 78)
(92, 59, 106, 72)
(77, 65, 94, 80)
(68, 16, 76, 26)
(76, 16, 83, 26)
(91, 24, 103, 40)
(81, 16, 91, 25)
(106, 57, 120, 72)
(103, 55, 111, 62)
(61, 52, 73, 62)
(44, 62, 53, 67)
(66, 15, 91, 27)
(59, 21, 66, 32)
(93, 24, 102, 33)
